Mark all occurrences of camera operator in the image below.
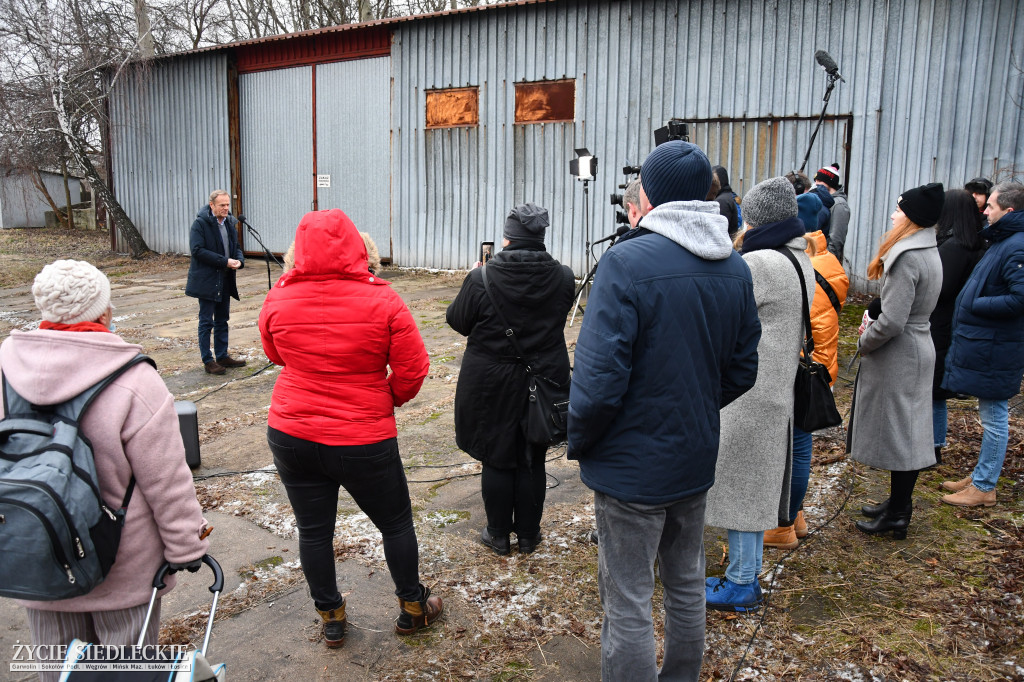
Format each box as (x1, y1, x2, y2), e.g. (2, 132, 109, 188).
(623, 178, 644, 229)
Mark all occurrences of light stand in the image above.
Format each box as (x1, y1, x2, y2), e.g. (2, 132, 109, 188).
(569, 147, 598, 320)
(799, 71, 842, 174)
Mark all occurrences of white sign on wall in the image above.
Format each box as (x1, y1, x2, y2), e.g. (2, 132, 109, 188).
(317, 174, 331, 188)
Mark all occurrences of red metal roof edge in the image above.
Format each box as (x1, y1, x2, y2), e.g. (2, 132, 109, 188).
(158, 0, 554, 61)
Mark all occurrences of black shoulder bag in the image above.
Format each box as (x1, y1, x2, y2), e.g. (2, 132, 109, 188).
(480, 266, 570, 446)
(775, 248, 843, 432)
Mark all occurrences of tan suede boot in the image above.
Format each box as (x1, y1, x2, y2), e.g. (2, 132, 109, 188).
(763, 524, 799, 549)
(941, 475, 973, 493)
(941, 484, 997, 508)
(794, 510, 808, 538)
(395, 584, 444, 635)
(316, 601, 347, 649)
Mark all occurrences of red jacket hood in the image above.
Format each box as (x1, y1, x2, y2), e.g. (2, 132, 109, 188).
(279, 209, 387, 287)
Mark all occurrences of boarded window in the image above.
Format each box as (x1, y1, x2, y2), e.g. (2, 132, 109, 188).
(514, 79, 575, 123)
(425, 87, 479, 128)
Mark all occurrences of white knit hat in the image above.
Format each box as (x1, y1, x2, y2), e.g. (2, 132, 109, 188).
(32, 260, 111, 324)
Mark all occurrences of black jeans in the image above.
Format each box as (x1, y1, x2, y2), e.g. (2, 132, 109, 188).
(267, 427, 422, 608)
(480, 443, 547, 538)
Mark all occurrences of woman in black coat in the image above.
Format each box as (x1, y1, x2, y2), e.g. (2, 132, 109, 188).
(446, 204, 574, 555)
(931, 189, 985, 464)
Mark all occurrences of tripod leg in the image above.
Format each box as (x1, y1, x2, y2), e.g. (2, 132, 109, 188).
(569, 263, 599, 327)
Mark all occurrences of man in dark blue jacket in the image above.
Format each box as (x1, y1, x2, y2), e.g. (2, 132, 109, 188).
(568, 141, 761, 681)
(941, 182, 1024, 507)
(186, 190, 246, 375)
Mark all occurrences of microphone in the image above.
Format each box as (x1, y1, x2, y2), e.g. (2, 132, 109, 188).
(814, 50, 845, 82)
(236, 214, 251, 226)
(593, 224, 630, 246)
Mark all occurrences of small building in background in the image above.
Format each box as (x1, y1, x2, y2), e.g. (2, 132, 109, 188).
(0, 168, 83, 229)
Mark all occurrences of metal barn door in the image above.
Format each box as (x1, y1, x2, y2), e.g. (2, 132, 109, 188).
(689, 117, 852, 198)
(239, 67, 314, 252)
(315, 57, 392, 260)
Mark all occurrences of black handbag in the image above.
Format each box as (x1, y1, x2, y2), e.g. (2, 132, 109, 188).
(776, 247, 843, 432)
(481, 266, 570, 446)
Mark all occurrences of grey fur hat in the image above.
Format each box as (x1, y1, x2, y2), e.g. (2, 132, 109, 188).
(742, 177, 799, 229)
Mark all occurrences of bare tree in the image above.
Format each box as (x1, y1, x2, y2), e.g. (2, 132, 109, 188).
(0, 0, 151, 257)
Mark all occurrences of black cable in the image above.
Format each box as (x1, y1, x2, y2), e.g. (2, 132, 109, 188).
(727, 467, 857, 682)
(192, 362, 276, 403)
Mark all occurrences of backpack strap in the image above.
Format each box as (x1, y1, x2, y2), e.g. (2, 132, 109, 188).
(814, 270, 843, 315)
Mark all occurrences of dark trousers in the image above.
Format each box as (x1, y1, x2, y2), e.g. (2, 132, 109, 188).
(198, 296, 231, 364)
(480, 444, 547, 538)
(267, 427, 422, 609)
(889, 469, 921, 509)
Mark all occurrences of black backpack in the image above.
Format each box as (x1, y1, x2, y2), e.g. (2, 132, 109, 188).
(0, 354, 155, 600)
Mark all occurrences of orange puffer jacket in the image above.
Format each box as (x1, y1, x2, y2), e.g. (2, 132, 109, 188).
(806, 231, 850, 384)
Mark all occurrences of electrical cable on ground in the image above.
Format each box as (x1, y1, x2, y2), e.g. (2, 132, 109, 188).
(191, 361, 276, 403)
(727, 466, 857, 681)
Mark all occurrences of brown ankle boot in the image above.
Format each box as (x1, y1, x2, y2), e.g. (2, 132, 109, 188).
(941, 484, 997, 508)
(395, 585, 444, 635)
(794, 510, 808, 538)
(316, 601, 347, 648)
(941, 475, 972, 493)
(763, 524, 799, 549)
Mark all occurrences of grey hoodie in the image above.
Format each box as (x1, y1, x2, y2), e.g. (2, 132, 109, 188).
(639, 200, 734, 261)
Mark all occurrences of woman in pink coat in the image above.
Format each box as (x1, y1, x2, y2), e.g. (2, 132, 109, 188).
(0, 260, 209, 682)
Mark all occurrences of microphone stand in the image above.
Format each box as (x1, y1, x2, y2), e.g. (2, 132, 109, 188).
(238, 217, 283, 290)
(798, 72, 841, 174)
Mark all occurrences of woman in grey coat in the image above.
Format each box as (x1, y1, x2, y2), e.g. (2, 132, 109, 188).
(848, 183, 944, 539)
(705, 177, 814, 612)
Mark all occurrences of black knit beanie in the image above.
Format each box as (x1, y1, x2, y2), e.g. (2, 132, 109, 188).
(503, 203, 549, 243)
(898, 183, 945, 228)
(640, 141, 712, 207)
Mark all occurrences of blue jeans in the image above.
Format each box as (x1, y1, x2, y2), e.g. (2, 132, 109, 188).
(724, 530, 763, 586)
(595, 491, 706, 682)
(267, 428, 422, 608)
(932, 399, 948, 448)
(974, 399, 1009, 492)
(789, 427, 813, 520)
(198, 297, 231, 364)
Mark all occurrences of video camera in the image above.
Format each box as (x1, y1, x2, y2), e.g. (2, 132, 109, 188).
(608, 164, 642, 224)
(654, 118, 690, 146)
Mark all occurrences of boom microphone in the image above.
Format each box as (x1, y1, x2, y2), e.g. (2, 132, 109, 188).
(236, 214, 250, 226)
(814, 50, 845, 82)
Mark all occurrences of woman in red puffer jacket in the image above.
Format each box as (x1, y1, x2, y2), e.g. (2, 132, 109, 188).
(259, 209, 438, 649)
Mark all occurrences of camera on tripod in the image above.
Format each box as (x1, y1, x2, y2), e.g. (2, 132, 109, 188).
(609, 164, 642, 223)
(654, 118, 690, 146)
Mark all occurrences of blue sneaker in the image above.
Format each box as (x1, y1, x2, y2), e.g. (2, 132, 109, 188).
(705, 577, 763, 612)
(705, 576, 723, 588)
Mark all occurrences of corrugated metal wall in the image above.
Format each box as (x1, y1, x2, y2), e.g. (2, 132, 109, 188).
(316, 57, 392, 257)
(239, 66, 315, 251)
(392, 0, 1024, 288)
(109, 54, 231, 253)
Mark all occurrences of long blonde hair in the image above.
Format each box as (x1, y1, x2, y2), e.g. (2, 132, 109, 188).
(867, 214, 923, 280)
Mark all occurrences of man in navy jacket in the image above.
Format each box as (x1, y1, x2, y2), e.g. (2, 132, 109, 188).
(568, 141, 760, 681)
(185, 190, 246, 375)
(941, 183, 1024, 507)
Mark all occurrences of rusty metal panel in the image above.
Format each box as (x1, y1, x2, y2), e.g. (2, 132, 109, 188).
(426, 87, 480, 128)
(514, 80, 575, 123)
(108, 54, 230, 254)
(238, 66, 313, 252)
(315, 57, 392, 258)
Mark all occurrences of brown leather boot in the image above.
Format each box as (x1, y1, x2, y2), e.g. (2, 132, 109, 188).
(794, 510, 808, 538)
(763, 524, 799, 549)
(395, 585, 444, 635)
(941, 484, 997, 508)
(216, 355, 247, 368)
(941, 475, 972, 493)
(204, 361, 226, 375)
(316, 601, 347, 649)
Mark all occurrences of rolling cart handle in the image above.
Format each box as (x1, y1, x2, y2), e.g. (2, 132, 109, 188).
(139, 554, 224, 655)
(153, 554, 224, 593)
